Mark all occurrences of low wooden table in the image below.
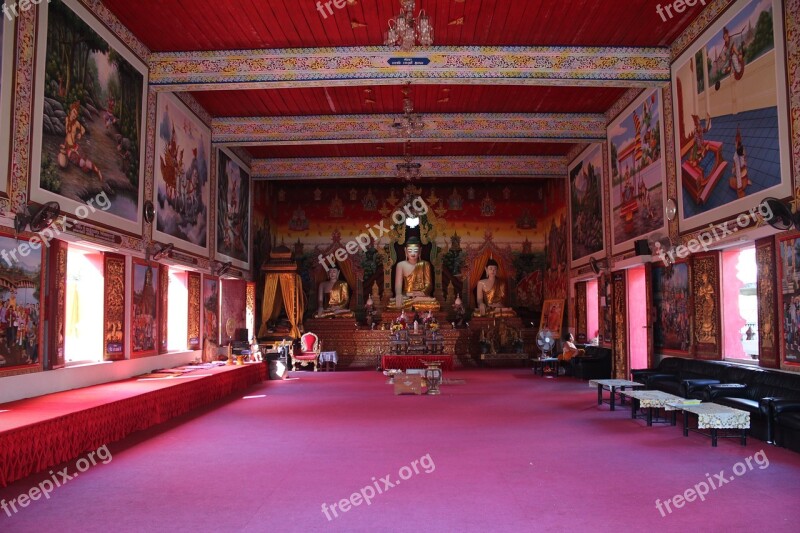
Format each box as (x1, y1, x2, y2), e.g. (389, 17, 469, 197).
(589, 379, 645, 411)
(380, 354, 453, 371)
(667, 401, 750, 447)
(621, 390, 685, 426)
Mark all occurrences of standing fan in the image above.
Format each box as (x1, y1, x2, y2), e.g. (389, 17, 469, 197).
(14, 201, 61, 236)
(536, 328, 556, 359)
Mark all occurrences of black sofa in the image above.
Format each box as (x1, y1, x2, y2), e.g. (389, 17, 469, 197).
(571, 346, 612, 380)
(631, 357, 800, 445)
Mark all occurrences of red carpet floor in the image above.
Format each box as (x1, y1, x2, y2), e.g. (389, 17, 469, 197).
(1, 369, 799, 532)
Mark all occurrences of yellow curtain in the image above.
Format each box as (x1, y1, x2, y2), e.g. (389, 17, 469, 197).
(259, 274, 280, 336)
(337, 259, 357, 308)
(279, 274, 304, 338)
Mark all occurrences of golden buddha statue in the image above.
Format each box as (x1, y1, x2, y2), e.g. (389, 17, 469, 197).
(473, 259, 516, 317)
(388, 237, 440, 311)
(314, 267, 354, 318)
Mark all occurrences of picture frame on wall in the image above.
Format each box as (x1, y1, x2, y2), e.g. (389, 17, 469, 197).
(539, 299, 565, 336)
(671, 0, 790, 231)
(652, 261, 692, 355)
(0, 17, 15, 196)
(30, 0, 147, 236)
(607, 88, 667, 255)
(569, 144, 605, 268)
(776, 232, 800, 365)
(0, 231, 45, 376)
(203, 275, 220, 349)
(130, 258, 158, 357)
(216, 147, 250, 270)
(153, 92, 211, 257)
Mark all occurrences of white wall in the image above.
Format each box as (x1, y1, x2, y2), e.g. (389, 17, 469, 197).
(0, 351, 198, 403)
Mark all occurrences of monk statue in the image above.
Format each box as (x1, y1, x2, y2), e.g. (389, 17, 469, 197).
(473, 259, 516, 317)
(389, 236, 440, 311)
(314, 267, 354, 318)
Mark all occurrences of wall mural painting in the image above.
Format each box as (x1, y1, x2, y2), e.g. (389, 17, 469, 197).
(569, 144, 604, 266)
(672, 0, 790, 231)
(131, 259, 157, 356)
(0, 234, 43, 373)
(154, 92, 210, 255)
(777, 235, 800, 364)
(0, 17, 14, 194)
(203, 276, 219, 348)
(31, 0, 146, 234)
(652, 262, 691, 354)
(216, 148, 250, 269)
(539, 299, 565, 335)
(607, 88, 666, 255)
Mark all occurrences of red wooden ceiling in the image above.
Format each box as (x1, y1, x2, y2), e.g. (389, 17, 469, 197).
(103, 0, 698, 51)
(246, 142, 573, 159)
(192, 85, 628, 117)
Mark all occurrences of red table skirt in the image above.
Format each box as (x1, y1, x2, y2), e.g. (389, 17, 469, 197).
(0, 364, 264, 487)
(381, 354, 453, 371)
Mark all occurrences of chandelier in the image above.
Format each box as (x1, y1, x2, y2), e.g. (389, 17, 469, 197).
(396, 141, 422, 180)
(391, 82, 424, 137)
(385, 0, 433, 51)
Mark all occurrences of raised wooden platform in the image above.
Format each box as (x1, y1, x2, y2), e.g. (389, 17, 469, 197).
(302, 318, 538, 369)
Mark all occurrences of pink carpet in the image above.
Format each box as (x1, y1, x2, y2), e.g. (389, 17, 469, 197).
(1, 369, 799, 532)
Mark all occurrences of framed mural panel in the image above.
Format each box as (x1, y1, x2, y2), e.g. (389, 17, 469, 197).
(0, 17, 14, 195)
(569, 144, 605, 267)
(203, 275, 219, 348)
(607, 88, 667, 255)
(216, 147, 250, 270)
(30, 0, 147, 235)
(672, 0, 790, 231)
(154, 92, 211, 256)
(539, 299, 565, 335)
(131, 258, 158, 357)
(776, 232, 800, 366)
(0, 232, 45, 376)
(652, 261, 692, 355)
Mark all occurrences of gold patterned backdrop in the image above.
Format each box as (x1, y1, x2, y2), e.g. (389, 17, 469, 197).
(103, 254, 126, 361)
(691, 252, 721, 359)
(159, 264, 169, 354)
(50, 239, 68, 369)
(612, 271, 627, 379)
(187, 272, 201, 350)
(575, 281, 587, 343)
(756, 237, 778, 367)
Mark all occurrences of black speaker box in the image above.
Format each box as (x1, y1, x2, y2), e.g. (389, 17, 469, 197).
(634, 239, 651, 256)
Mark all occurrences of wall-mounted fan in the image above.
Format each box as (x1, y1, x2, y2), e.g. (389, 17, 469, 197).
(146, 242, 174, 262)
(14, 201, 60, 236)
(589, 256, 608, 275)
(760, 197, 798, 231)
(536, 328, 555, 358)
(211, 260, 232, 277)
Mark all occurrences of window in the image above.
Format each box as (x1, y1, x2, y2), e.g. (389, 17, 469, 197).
(167, 269, 188, 352)
(721, 246, 758, 361)
(65, 247, 104, 364)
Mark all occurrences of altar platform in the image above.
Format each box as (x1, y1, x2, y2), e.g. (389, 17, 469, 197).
(303, 317, 537, 369)
(0, 363, 264, 487)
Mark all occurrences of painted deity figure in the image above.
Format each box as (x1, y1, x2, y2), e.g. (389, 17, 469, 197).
(390, 237, 440, 311)
(473, 259, 516, 317)
(60, 101, 103, 184)
(315, 267, 354, 318)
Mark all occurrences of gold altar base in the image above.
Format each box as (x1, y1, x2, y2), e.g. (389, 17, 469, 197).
(301, 319, 537, 369)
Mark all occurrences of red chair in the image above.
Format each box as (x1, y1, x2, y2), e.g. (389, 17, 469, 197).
(292, 332, 320, 371)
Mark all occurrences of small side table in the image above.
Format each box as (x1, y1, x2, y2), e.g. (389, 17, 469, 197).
(532, 357, 559, 377)
(319, 351, 338, 371)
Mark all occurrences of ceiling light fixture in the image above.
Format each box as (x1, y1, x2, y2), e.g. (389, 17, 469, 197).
(396, 140, 422, 181)
(385, 0, 433, 51)
(391, 82, 424, 137)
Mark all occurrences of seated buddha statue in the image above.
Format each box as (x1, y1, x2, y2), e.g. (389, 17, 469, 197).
(314, 267, 354, 318)
(388, 237, 440, 312)
(473, 259, 516, 317)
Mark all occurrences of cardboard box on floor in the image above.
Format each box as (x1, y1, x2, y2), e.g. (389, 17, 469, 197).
(394, 373, 425, 395)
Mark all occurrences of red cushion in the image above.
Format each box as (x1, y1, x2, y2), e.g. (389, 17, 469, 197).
(302, 335, 316, 351)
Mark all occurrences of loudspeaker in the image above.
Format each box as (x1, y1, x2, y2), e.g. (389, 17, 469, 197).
(634, 239, 651, 256)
